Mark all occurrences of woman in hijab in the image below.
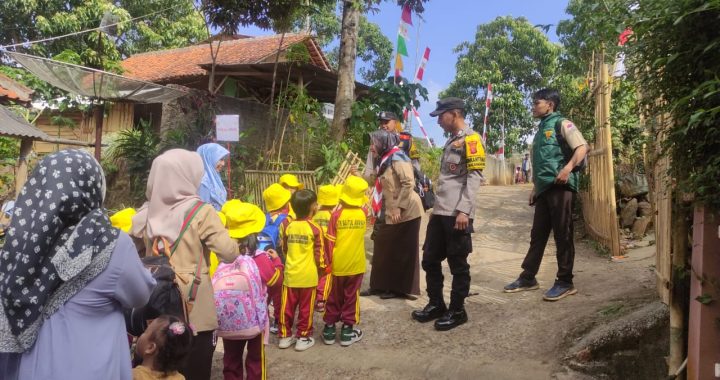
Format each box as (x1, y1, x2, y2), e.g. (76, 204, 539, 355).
(0, 149, 155, 380)
(131, 149, 239, 380)
(364, 130, 424, 299)
(197, 143, 230, 210)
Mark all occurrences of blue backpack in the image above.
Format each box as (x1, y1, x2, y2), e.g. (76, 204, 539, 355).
(257, 213, 287, 251)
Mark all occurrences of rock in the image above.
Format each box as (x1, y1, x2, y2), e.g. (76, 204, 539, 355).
(632, 216, 652, 238)
(565, 302, 669, 379)
(618, 173, 649, 198)
(620, 198, 638, 228)
(637, 201, 652, 217)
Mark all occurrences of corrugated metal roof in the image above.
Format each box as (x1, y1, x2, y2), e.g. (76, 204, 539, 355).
(0, 105, 49, 140)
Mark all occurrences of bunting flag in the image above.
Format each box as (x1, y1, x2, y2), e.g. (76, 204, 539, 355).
(482, 83, 493, 144)
(394, 4, 413, 81)
(401, 4, 413, 25)
(415, 47, 431, 82)
(412, 107, 434, 147)
(397, 35, 409, 56)
(394, 54, 404, 78)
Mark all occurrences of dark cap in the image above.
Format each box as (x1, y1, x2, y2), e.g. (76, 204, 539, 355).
(378, 111, 399, 121)
(429, 97, 465, 117)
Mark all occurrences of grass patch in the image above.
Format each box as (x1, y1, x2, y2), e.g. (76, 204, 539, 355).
(598, 303, 626, 317)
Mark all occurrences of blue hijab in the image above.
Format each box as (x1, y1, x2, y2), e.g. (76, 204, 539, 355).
(197, 143, 229, 210)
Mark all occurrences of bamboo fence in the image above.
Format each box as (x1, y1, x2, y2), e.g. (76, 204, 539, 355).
(579, 56, 621, 257)
(652, 115, 672, 304)
(242, 170, 317, 210)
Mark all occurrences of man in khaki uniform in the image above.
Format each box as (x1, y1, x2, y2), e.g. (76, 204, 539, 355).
(411, 97, 485, 331)
(504, 88, 588, 301)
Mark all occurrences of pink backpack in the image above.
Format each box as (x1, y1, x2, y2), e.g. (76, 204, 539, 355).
(212, 255, 268, 340)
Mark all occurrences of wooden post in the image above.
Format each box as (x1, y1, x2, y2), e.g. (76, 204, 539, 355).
(94, 103, 104, 161)
(687, 207, 720, 380)
(668, 200, 689, 378)
(15, 138, 33, 197)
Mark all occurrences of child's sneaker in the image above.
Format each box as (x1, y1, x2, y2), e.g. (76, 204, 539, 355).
(278, 336, 296, 349)
(340, 325, 363, 347)
(294, 337, 315, 351)
(322, 324, 336, 345)
(269, 320, 279, 334)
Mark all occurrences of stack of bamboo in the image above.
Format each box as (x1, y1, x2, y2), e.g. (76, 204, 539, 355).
(331, 151, 365, 185)
(579, 52, 621, 257)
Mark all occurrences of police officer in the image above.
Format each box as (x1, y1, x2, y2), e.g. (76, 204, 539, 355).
(411, 97, 485, 331)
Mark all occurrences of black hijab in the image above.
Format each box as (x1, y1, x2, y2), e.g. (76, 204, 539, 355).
(0, 150, 119, 352)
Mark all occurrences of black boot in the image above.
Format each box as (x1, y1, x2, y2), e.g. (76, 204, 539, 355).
(434, 308, 468, 331)
(411, 303, 447, 323)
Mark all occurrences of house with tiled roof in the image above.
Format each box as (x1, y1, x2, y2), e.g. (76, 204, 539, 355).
(0, 73, 33, 106)
(122, 33, 366, 104)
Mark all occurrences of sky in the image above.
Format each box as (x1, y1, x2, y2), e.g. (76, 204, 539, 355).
(239, 0, 571, 146)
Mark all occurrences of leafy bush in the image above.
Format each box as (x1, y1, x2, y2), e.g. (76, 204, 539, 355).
(107, 119, 160, 198)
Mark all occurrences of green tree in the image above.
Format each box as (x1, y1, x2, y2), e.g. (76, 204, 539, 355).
(625, 0, 720, 211)
(0, 0, 206, 70)
(443, 16, 561, 154)
(298, 3, 392, 84)
(331, 0, 429, 141)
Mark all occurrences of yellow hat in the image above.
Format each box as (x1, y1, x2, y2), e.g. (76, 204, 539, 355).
(109, 208, 136, 233)
(317, 184, 340, 207)
(221, 199, 266, 239)
(262, 183, 292, 212)
(217, 211, 227, 227)
(340, 175, 369, 207)
(279, 174, 303, 190)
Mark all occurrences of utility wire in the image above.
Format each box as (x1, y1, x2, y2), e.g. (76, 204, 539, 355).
(0, 4, 181, 50)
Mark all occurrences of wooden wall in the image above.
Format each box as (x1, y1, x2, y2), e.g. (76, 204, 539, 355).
(33, 103, 134, 154)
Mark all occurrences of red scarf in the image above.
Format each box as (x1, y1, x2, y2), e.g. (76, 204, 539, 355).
(370, 147, 400, 217)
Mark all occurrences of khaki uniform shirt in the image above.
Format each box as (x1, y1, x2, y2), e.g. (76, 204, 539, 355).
(134, 204, 239, 333)
(433, 126, 485, 217)
(379, 160, 424, 224)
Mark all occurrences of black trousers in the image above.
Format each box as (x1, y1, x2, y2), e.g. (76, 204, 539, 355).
(520, 186, 576, 284)
(179, 330, 215, 380)
(422, 215, 474, 310)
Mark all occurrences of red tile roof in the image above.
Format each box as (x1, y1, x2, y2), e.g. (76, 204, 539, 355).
(0, 73, 33, 105)
(121, 34, 331, 83)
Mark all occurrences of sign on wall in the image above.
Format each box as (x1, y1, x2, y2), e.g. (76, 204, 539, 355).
(216, 114, 240, 142)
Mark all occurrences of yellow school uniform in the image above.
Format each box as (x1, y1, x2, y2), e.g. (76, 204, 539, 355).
(326, 207, 367, 276)
(282, 219, 325, 288)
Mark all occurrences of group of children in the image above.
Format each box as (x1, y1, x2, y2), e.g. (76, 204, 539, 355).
(111, 173, 371, 379)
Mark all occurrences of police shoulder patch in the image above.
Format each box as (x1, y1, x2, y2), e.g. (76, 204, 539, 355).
(465, 133, 485, 171)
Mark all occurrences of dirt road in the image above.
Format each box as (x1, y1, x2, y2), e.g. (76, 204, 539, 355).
(211, 184, 657, 379)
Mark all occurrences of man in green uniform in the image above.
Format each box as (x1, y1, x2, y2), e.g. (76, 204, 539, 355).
(504, 89, 588, 301)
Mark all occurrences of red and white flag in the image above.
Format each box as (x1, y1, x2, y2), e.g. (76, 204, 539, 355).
(482, 83, 493, 143)
(414, 47, 430, 82)
(412, 107, 434, 147)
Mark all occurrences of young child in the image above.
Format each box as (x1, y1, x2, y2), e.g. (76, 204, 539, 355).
(312, 184, 340, 313)
(322, 175, 368, 347)
(278, 174, 303, 193)
(261, 184, 292, 333)
(109, 207, 136, 233)
(216, 200, 275, 380)
(133, 315, 192, 380)
(223, 199, 284, 328)
(278, 189, 326, 352)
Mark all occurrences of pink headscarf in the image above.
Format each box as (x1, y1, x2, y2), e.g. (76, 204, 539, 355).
(131, 149, 205, 242)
